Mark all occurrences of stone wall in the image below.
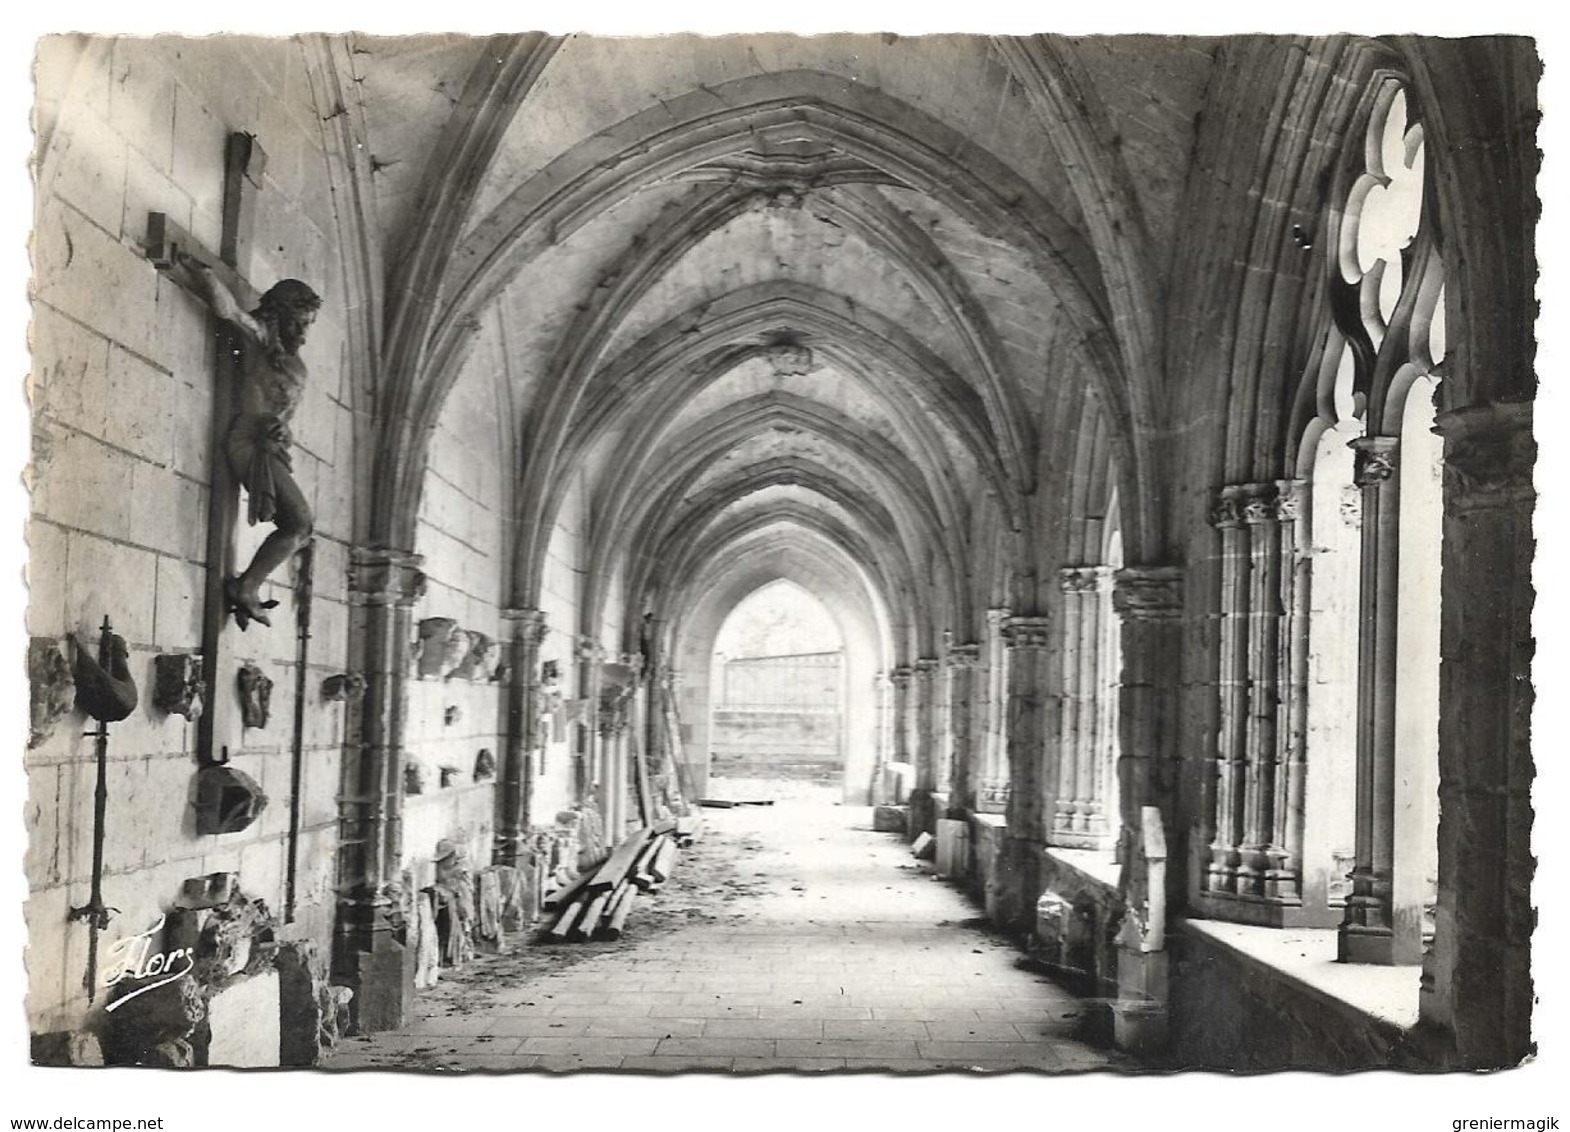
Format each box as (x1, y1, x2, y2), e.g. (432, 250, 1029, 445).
(405, 350, 510, 872)
(27, 37, 352, 1035)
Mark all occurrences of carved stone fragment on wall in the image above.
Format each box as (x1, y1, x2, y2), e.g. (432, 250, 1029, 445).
(153, 653, 205, 720)
(320, 673, 365, 703)
(451, 631, 494, 681)
(236, 663, 273, 729)
(73, 628, 138, 723)
(194, 764, 268, 835)
(441, 629, 474, 679)
(28, 636, 73, 747)
(405, 761, 428, 795)
(439, 765, 461, 789)
(415, 617, 457, 679)
(473, 748, 497, 782)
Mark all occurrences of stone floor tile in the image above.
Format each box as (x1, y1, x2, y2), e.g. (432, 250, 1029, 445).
(776, 1038, 922, 1059)
(533, 1054, 628, 1071)
(821, 1019, 931, 1040)
(583, 1018, 707, 1039)
(729, 1057, 849, 1072)
(922, 1020, 1036, 1042)
(619, 1056, 736, 1072)
(519, 1036, 658, 1056)
(700, 1017, 824, 1039)
(649, 1002, 761, 1019)
(653, 1037, 777, 1058)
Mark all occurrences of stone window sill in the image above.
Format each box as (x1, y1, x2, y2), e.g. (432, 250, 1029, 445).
(971, 812, 1007, 831)
(1043, 846, 1120, 892)
(1177, 918, 1421, 1031)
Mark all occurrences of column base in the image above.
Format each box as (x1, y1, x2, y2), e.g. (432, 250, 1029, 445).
(1337, 922, 1422, 966)
(906, 790, 939, 840)
(334, 900, 416, 1035)
(993, 835, 1043, 933)
(1112, 944, 1169, 1057)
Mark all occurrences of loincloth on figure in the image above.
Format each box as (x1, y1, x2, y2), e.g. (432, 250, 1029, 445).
(225, 412, 295, 527)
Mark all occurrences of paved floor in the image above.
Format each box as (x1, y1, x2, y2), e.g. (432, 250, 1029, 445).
(323, 787, 1128, 1074)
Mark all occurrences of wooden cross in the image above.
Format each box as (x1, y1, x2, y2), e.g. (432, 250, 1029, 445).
(143, 132, 278, 774)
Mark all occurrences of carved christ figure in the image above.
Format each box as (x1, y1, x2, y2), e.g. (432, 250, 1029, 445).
(161, 252, 321, 629)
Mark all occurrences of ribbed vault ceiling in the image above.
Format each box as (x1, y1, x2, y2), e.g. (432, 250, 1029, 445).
(336, 33, 1218, 657)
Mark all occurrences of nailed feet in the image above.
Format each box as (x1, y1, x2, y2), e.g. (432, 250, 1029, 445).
(224, 577, 278, 631)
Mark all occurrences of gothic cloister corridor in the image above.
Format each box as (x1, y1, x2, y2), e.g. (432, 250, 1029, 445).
(19, 27, 1540, 1115)
(323, 788, 1126, 1073)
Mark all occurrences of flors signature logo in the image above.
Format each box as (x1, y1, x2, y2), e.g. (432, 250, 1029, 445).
(102, 915, 194, 1012)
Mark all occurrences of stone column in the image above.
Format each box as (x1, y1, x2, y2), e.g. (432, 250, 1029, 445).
(1111, 567, 1184, 912)
(597, 688, 630, 841)
(1422, 401, 1534, 1065)
(945, 643, 981, 812)
(979, 609, 1011, 811)
(495, 608, 547, 866)
(1208, 486, 1251, 894)
(1053, 566, 1114, 848)
(334, 546, 426, 1033)
(909, 658, 941, 833)
(998, 615, 1052, 930)
(1338, 436, 1413, 964)
(576, 641, 605, 811)
(889, 666, 913, 773)
(1272, 480, 1309, 902)
(872, 672, 893, 801)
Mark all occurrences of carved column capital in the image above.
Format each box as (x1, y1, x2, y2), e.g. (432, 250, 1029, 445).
(1351, 436, 1400, 486)
(945, 643, 982, 669)
(1002, 614, 1052, 650)
(1058, 565, 1111, 594)
(348, 547, 427, 607)
(889, 666, 914, 689)
(1112, 567, 1184, 620)
(577, 640, 607, 665)
(1273, 478, 1306, 522)
(502, 607, 549, 646)
(986, 607, 1011, 629)
(1434, 399, 1535, 507)
(912, 657, 941, 677)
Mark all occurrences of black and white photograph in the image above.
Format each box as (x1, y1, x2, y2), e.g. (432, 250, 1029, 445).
(4, 7, 1561, 1130)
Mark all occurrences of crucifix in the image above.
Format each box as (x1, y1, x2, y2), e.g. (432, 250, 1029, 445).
(144, 131, 321, 801)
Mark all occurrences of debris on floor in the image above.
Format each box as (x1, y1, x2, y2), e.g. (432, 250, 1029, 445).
(540, 817, 698, 943)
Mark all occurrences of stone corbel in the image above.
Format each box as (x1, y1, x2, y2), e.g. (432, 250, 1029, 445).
(1002, 614, 1052, 650)
(153, 654, 205, 720)
(1111, 568, 1184, 620)
(320, 673, 366, 703)
(1435, 399, 1535, 509)
(28, 636, 74, 747)
(236, 663, 273, 730)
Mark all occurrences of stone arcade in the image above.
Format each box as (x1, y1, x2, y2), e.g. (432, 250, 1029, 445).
(24, 33, 1535, 1071)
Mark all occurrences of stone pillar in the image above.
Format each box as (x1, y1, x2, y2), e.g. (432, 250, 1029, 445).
(872, 672, 893, 802)
(1053, 566, 1114, 848)
(945, 643, 981, 813)
(889, 665, 913, 770)
(597, 688, 630, 841)
(979, 609, 1011, 811)
(334, 546, 426, 1034)
(577, 641, 605, 810)
(909, 658, 941, 834)
(1338, 436, 1415, 964)
(496, 608, 546, 866)
(998, 615, 1052, 930)
(1111, 567, 1184, 913)
(1422, 401, 1533, 1065)
(1208, 486, 1251, 895)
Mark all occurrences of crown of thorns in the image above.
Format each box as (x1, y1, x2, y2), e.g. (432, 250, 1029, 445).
(258, 279, 322, 313)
